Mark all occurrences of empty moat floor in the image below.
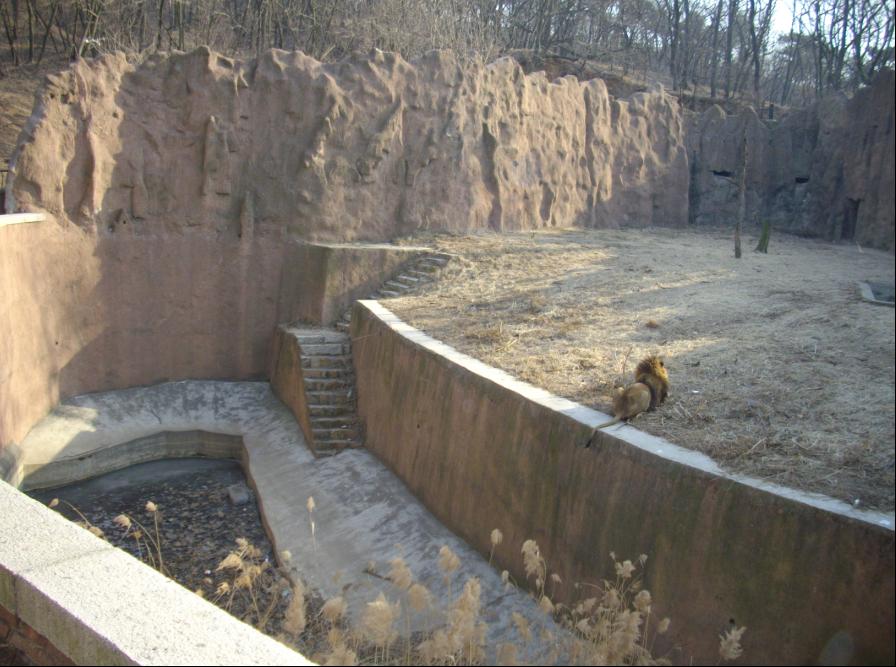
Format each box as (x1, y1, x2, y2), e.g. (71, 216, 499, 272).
(16, 381, 560, 664)
(390, 226, 896, 510)
(29, 459, 286, 638)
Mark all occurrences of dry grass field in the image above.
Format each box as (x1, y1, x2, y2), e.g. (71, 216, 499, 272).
(391, 227, 895, 511)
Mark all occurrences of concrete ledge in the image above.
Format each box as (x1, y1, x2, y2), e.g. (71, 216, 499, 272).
(292, 243, 429, 325)
(269, 327, 315, 450)
(0, 481, 310, 665)
(351, 300, 895, 665)
(0, 213, 45, 227)
(19, 430, 243, 491)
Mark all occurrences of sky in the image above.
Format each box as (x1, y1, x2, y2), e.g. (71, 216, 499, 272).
(772, 0, 799, 38)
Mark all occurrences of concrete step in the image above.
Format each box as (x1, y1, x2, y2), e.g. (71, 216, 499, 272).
(306, 390, 353, 406)
(310, 415, 357, 428)
(335, 321, 350, 332)
(376, 289, 400, 298)
(304, 377, 353, 392)
(302, 354, 352, 369)
(420, 256, 448, 266)
(287, 328, 349, 345)
(385, 280, 410, 291)
(413, 263, 440, 274)
(313, 426, 360, 441)
(308, 404, 352, 417)
(314, 438, 360, 451)
(397, 274, 420, 283)
(300, 342, 350, 356)
(303, 367, 353, 379)
(406, 270, 433, 281)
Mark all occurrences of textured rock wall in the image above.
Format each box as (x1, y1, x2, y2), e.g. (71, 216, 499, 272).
(687, 69, 895, 251)
(7, 47, 689, 240)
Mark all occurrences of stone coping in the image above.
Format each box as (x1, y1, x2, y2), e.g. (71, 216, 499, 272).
(5, 380, 560, 664)
(357, 300, 894, 531)
(0, 213, 45, 227)
(0, 480, 311, 665)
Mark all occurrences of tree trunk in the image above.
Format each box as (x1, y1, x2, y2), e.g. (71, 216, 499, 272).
(755, 219, 770, 252)
(724, 0, 737, 98)
(709, 0, 724, 98)
(735, 126, 747, 258)
(156, 0, 166, 50)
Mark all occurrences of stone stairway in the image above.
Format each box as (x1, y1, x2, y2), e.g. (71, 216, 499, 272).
(290, 328, 360, 455)
(279, 250, 454, 457)
(335, 251, 453, 332)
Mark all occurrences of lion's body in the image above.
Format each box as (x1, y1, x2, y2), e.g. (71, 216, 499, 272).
(586, 355, 669, 445)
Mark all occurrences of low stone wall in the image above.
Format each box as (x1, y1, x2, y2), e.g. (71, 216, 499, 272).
(0, 604, 73, 666)
(269, 326, 315, 448)
(16, 430, 243, 492)
(351, 300, 895, 665)
(0, 480, 310, 666)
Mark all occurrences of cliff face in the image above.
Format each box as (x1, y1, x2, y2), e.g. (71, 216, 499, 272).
(7, 47, 688, 241)
(687, 70, 895, 251)
(7, 49, 892, 248)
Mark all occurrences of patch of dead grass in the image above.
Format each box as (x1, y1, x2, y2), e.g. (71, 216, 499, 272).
(390, 227, 895, 511)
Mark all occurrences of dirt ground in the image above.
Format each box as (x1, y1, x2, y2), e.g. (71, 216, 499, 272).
(390, 227, 895, 511)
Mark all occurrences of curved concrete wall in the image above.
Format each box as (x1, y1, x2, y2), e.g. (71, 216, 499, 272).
(0, 219, 302, 451)
(0, 217, 422, 457)
(0, 479, 310, 665)
(351, 300, 895, 665)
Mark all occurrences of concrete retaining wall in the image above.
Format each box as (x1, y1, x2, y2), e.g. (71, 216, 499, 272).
(291, 243, 428, 326)
(269, 326, 315, 449)
(351, 300, 895, 665)
(0, 603, 73, 666)
(0, 215, 425, 455)
(0, 218, 303, 451)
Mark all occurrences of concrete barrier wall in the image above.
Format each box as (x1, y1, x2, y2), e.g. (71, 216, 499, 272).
(0, 603, 73, 666)
(0, 217, 423, 456)
(351, 300, 895, 665)
(269, 326, 314, 448)
(0, 219, 303, 450)
(0, 480, 310, 665)
(291, 244, 428, 326)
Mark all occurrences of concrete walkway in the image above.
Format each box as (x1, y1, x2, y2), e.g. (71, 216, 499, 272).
(16, 380, 559, 661)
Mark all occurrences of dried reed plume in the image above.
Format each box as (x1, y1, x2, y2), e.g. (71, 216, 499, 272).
(361, 593, 400, 657)
(388, 557, 414, 591)
(323, 644, 357, 666)
(438, 545, 460, 575)
(489, 528, 503, 566)
(321, 596, 347, 624)
(719, 625, 747, 661)
(283, 580, 308, 637)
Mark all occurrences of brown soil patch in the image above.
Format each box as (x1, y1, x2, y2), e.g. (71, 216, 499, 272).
(390, 227, 895, 511)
